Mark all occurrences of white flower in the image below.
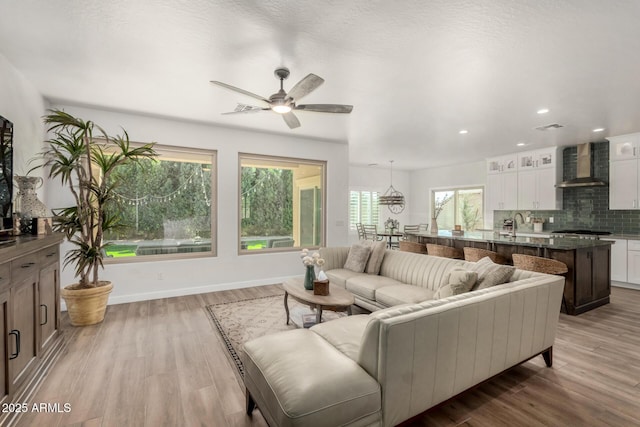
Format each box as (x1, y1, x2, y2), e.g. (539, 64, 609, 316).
(312, 252, 320, 259)
(316, 258, 325, 267)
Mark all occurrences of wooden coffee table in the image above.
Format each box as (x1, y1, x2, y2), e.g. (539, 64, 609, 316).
(283, 277, 355, 325)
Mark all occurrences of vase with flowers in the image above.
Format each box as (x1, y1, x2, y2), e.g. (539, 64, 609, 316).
(300, 249, 325, 290)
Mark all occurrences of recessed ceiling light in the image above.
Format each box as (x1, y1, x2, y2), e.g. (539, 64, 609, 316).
(459, 129, 468, 134)
(368, 163, 378, 167)
(537, 108, 549, 114)
(517, 142, 526, 147)
(593, 128, 605, 132)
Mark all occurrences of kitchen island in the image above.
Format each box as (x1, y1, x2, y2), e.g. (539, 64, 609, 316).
(407, 230, 612, 315)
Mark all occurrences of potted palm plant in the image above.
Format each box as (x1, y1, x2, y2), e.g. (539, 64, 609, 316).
(37, 109, 156, 326)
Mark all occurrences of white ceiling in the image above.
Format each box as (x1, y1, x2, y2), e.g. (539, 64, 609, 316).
(2, 0, 640, 170)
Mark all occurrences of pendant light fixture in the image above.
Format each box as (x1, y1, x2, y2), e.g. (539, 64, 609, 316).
(379, 160, 405, 213)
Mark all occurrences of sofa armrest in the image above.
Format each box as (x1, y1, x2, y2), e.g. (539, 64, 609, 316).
(320, 246, 350, 271)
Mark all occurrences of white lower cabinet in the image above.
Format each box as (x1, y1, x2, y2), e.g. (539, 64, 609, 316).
(602, 238, 627, 282)
(627, 240, 640, 285)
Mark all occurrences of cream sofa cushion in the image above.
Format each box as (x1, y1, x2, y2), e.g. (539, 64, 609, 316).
(470, 257, 515, 290)
(310, 315, 370, 361)
(346, 275, 403, 301)
(375, 285, 435, 307)
(243, 329, 381, 427)
(344, 243, 371, 273)
(325, 268, 361, 288)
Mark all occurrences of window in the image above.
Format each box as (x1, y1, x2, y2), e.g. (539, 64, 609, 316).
(349, 190, 380, 229)
(239, 154, 325, 252)
(103, 145, 216, 260)
(432, 187, 483, 231)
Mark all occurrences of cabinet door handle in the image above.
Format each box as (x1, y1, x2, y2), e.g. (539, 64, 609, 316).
(46, 252, 56, 258)
(9, 329, 20, 360)
(21, 262, 35, 269)
(40, 304, 48, 326)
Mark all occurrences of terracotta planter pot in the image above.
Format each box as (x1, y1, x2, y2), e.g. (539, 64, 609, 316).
(61, 281, 113, 326)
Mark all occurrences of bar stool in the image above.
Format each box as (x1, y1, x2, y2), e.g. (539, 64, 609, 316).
(426, 243, 463, 259)
(512, 254, 568, 312)
(399, 241, 427, 254)
(463, 247, 508, 264)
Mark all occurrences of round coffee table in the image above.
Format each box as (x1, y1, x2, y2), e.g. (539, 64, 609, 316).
(283, 277, 355, 325)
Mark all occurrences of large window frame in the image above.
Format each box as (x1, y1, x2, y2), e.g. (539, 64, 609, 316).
(349, 190, 380, 230)
(238, 153, 326, 254)
(103, 143, 217, 263)
(431, 186, 484, 232)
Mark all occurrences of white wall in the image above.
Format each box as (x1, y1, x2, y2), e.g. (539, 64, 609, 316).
(348, 165, 411, 244)
(45, 104, 350, 305)
(0, 54, 47, 179)
(409, 160, 486, 227)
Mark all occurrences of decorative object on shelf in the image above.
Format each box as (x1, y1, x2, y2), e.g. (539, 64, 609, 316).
(384, 217, 399, 233)
(379, 160, 405, 213)
(31, 110, 157, 326)
(301, 248, 325, 290)
(14, 175, 49, 218)
(430, 217, 438, 233)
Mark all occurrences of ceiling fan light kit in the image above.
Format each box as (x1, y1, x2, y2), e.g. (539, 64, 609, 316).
(210, 67, 353, 129)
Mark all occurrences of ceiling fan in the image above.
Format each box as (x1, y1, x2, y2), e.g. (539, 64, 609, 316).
(210, 67, 353, 129)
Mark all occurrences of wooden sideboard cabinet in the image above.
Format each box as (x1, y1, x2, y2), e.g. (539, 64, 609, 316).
(0, 234, 65, 426)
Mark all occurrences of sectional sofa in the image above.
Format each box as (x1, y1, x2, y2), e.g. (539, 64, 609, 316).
(243, 246, 565, 427)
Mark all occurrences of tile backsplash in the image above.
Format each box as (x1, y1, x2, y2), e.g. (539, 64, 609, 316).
(493, 141, 640, 234)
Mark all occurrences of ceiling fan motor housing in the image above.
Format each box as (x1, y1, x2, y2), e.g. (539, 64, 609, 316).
(274, 67, 290, 80)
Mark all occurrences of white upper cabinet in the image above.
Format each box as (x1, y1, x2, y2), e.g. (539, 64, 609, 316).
(488, 147, 561, 212)
(609, 133, 640, 209)
(517, 147, 557, 171)
(609, 133, 640, 161)
(487, 154, 518, 174)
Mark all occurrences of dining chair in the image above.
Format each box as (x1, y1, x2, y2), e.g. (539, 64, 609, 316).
(362, 224, 382, 241)
(402, 224, 420, 240)
(356, 223, 365, 240)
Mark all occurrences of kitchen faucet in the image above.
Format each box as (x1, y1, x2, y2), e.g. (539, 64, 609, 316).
(514, 212, 525, 229)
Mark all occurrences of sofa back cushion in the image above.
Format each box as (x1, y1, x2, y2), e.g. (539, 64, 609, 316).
(357, 274, 565, 427)
(378, 251, 466, 290)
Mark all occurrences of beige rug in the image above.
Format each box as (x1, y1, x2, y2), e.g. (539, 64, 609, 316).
(205, 294, 344, 382)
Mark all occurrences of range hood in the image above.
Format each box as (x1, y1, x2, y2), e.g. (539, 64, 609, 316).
(556, 143, 608, 188)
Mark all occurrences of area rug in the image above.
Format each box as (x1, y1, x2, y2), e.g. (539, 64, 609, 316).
(205, 294, 344, 384)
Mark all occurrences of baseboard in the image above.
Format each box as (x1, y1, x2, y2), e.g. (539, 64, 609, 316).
(60, 275, 297, 311)
(611, 281, 640, 291)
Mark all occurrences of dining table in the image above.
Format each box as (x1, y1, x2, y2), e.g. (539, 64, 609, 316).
(377, 231, 404, 249)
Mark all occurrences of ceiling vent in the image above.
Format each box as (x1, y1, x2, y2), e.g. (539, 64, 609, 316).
(535, 123, 564, 131)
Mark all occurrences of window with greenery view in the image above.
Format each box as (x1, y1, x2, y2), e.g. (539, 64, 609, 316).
(240, 154, 325, 251)
(103, 145, 216, 259)
(432, 187, 483, 231)
(349, 190, 379, 229)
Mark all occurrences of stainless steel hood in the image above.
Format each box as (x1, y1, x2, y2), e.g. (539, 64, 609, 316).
(556, 143, 608, 188)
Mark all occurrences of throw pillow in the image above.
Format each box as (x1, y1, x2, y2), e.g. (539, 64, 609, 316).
(469, 257, 516, 290)
(365, 241, 386, 275)
(344, 243, 372, 273)
(433, 268, 478, 299)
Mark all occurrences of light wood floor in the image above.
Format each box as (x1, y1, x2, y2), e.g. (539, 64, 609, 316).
(16, 286, 640, 427)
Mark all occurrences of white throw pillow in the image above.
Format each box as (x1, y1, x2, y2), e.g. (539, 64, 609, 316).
(433, 268, 478, 299)
(362, 241, 386, 275)
(343, 243, 372, 273)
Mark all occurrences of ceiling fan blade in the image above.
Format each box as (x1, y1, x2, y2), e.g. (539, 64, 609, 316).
(221, 104, 269, 115)
(286, 74, 324, 102)
(295, 104, 353, 113)
(210, 81, 270, 104)
(282, 112, 301, 129)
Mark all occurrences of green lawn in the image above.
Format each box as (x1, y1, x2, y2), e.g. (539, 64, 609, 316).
(247, 240, 267, 250)
(105, 244, 138, 258)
